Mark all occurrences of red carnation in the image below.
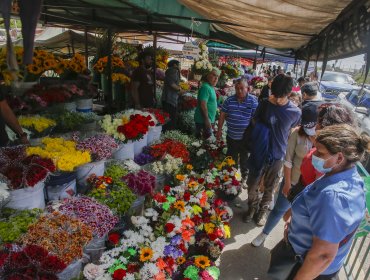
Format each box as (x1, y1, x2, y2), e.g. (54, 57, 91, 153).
(113, 269, 126, 280)
(163, 185, 171, 193)
(108, 233, 120, 245)
(127, 264, 138, 273)
(183, 192, 191, 201)
(165, 223, 175, 233)
(198, 178, 205, 184)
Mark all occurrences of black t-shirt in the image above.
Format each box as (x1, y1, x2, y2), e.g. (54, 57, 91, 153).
(0, 87, 9, 147)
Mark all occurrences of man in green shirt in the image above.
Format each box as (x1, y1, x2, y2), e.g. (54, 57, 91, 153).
(194, 68, 220, 139)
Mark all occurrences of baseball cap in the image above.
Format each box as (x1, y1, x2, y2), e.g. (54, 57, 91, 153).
(301, 102, 319, 136)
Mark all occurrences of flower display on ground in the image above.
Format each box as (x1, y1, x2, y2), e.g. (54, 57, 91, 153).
(149, 139, 190, 163)
(18, 115, 56, 137)
(21, 212, 93, 265)
(0, 146, 55, 189)
(117, 114, 154, 141)
(148, 154, 183, 176)
(0, 244, 67, 279)
(123, 170, 155, 196)
(76, 134, 118, 161)
(143, 108, 170, 126)
(26, 137, 91, 172)
(101, 114, 127, 142)
(48, 196, 119, 238)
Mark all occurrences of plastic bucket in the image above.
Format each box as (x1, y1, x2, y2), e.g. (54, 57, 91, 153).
(76, 98, 93, 112)
(45, 172, 77, 202)
(155, 173, 167, 191)
(129, 196, 145, 216)
(113, 141, 134, 160)
(64, 101, 77, 112)
(7, 181, 45, 210)
(77, 160, 105, 187)
(147, 125, 162, 145)
(133, 134, 148, 156)
(84, 235, 106, 264)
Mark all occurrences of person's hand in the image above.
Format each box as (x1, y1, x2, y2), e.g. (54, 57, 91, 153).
(282, 182, 291, 197)
(205, 119, 212, 130)
(284, 221, 290, 242)
(20, 134, 30, 145)
(179, 89, 186, 95)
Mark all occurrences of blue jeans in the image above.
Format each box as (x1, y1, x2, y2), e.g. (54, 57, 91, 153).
(263, 179, 291, 235)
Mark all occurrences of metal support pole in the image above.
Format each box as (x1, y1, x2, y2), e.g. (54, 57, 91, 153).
(304, 59, 310, 77)
(84, 27, 88, 69)
(153, 32, 157, 105)
(107, 28, 113, 108)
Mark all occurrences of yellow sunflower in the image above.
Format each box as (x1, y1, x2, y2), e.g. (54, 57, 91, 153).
(139, 247, 153, 262)
(186, 164, 193, 170)
(194, 256, 210, 269)
(188, 181, 198, 188)
(176, 174, 185, 181)
(176, 256, 186, 265)
(173, 200, 185, 212)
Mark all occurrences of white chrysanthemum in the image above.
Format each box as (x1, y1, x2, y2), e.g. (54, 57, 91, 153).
(151, 237, 168, 259)
(140, 263, 159, 280)
(0, 182, 10, 201)
(195, 61, 202, 69)
(124, 274, 135, 280)
(83, 263, 104, 280)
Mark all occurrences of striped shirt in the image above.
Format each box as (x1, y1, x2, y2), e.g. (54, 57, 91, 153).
(221, 94, 258, 140)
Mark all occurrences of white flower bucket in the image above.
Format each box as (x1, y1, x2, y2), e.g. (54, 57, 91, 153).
(147, 125, 162, 145)
(76, 160, 105, 187)
(64, 101, 77, 112)
(58, 259, 83, 280)
(45, 172, 77, 201)
(113, 141, 134, 160)
(134, 133, 148, 156)
(76, 98, 93, 112)
(7, 181, 45, 210)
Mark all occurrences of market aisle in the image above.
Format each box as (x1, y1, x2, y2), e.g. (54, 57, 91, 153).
(218, 189, 284, 280)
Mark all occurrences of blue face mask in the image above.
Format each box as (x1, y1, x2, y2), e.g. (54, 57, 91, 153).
(311, 154, 335, 173)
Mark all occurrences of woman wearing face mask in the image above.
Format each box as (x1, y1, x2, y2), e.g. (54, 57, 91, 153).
(268, 124, 367, 280)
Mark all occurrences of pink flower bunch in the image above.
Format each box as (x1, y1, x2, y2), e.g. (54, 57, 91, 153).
(50, 196, 118, 238)
(122, 170, 155, 196)
(76, 134, 118, 161)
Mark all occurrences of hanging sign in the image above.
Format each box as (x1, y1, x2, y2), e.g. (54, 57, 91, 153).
(182, 41, 200, 60)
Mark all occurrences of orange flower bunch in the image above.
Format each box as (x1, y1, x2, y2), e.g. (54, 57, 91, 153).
(21, 212, 93, 265)
(56, 53, 87, 75)
(93, 56, 124, 73)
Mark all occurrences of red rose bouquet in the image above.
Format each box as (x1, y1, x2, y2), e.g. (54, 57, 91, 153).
(117, 114, 154, 141)
(0, 146, 55, 190)
(249, 76, 266, 89)
(143, 108, 169, 126)
(0, 244, 66, 280)
(149, 140, 190, 163)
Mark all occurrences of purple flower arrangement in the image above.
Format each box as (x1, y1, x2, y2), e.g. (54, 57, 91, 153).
(134, 152, 155, 166)
(50, 196, 119, 238)
(122, 170, 155, 196)
(76, 134, 118, 161)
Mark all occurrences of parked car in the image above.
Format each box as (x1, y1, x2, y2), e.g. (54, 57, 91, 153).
(319, 71, 355, 101)
(338, 87, 370, 171)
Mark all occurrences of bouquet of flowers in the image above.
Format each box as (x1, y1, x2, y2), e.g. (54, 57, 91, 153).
(134, 152, 155, 166)
(21, 212, 93, 265)
(191, 43, 213, 77)
(101, 114, 127, 142)
(179, 81, 190, 91)
(48, 196, 119, 238)
(149, 139, 190, 163)
(249, 76, 266, 89)
(221, 64, 240, 79)
(178, 110, 196, 134)
(143, 108, 170, 126)
(0, 146, 56, 189)
(93, 56, 125, 74)
(52, 111, 90, 132)
(24, 49, 59, 82)
(176, 255, 220, 280)
(0, 244, 66, 279)
(87, 174, 136, 216)
(179, 95, 198, 111)
(160, 130, 196, 147)
(0, 208, 43, 244)
(76, 134, 118, 161)
(148, 154, 183, 176)
(117, 114, 154, 142)
(112, 73, 131, 84)
(57, 53, 87, 79)
(123, 170, 155, 196)
(18, 115, 56, 138)
(26, 137, 91, 172)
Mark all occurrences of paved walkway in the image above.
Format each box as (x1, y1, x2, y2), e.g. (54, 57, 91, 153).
(218, 188, 284, 280)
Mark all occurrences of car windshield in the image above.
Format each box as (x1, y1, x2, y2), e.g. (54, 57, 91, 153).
(359, 92, 370, 108)
(321, 72, 351, 84)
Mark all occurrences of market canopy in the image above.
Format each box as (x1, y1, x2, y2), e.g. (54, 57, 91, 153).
(33, 0, 370, 62)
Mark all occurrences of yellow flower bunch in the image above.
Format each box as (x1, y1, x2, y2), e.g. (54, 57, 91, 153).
(26, 49, 59, 76)
(26, 137, 91, 172)
(18, 116, 56, 132)
(179, 82, 190, 91)
(93, 56, 124, 73)
(128, 60, 139, 68)
(64, 53, 87, 74)
(112, 73, 131, 84)
(156, 60, 167, 70)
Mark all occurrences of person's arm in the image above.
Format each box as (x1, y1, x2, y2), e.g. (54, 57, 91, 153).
(282, 130, 298, 196)
(0, 100, 28, 144)
(293, 237, 338, 280)
(217, 111, 226, 141)
(131, 81, 141, 109)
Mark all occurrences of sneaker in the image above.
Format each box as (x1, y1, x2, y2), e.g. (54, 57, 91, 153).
(243, 207, 257, 223)
(255, 209, 268, 227)
(251, 232, 268, 247)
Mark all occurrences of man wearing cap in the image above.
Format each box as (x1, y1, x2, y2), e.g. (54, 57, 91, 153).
(301, 82, 323, 128)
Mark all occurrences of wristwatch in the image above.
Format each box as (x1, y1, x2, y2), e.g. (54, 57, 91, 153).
(16, 132, 27, 139)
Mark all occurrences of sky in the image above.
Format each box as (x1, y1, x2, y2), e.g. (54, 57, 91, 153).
(327, 54, 366, 71)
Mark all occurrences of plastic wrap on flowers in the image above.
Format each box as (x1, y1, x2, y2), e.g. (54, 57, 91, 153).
(76, 160, 106, 187)
(58, 258, 83, 280)
(84, 235, 107, 264)
(45, 172, 77, 201)
(0, 181, 10, 209)
(7, 181, 46, 210)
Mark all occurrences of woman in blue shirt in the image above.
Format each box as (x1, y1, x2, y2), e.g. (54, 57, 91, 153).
(270, 124, 368, 279)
